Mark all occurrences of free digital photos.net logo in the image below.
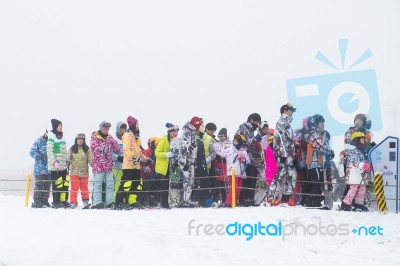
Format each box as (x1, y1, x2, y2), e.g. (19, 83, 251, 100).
(286, 39, 382, 136)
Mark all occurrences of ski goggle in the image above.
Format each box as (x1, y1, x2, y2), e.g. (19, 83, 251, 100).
(101, 123, 112, 128)
(75, 133, 86, 139)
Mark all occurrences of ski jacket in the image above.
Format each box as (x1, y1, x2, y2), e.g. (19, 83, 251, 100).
(203, 133, 216, 170)
(345, 144, 369, 185)
(294, 127, 310, 169)
(30, 137, 50, 176)
(195, 137, 208, 177)
(90, 131, 120, 173)
(68, 147, 92, 177)
(112, 121, 125, 170)
(264, 145, 278, 185)
(47, 131, 68, 171)
(214, 139, 231, 181)
(122, 131, 147, 170)
(274, 114, 295, 159)
(213, 142, 250, 178)
(155, 135, 171, 176)
(179, 122, 197, 171)
(306, 129, 334, 169)
(236, 122, 258, 166)
(141, 147, 156, 179)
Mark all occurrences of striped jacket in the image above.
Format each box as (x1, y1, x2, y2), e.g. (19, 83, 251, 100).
(47, 132, 68, 171)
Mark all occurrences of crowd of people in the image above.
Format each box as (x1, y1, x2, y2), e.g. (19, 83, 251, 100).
(29, 103, 374, 211)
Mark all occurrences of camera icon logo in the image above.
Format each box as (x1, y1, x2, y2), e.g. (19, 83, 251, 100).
(286, 39, 382, 136)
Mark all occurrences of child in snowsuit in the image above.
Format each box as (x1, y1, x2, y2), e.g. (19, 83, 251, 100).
(341, 132, 371, 211)
(213, 133, 250, 206)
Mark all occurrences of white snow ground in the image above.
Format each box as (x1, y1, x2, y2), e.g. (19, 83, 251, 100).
(0, 195, 399, 266)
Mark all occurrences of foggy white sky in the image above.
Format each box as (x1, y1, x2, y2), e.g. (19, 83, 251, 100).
(0, 0, 399, 171)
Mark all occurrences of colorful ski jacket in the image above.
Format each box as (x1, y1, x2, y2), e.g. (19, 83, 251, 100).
(213, 142, 250, 178)
(112, 121, 125, 170)
(346, 143, 369, 185)
(30, 137, 50, 176)
(274, 114, 295, 159)
(68, 147, 92, 177)
(306, 129, 334, 169)
(47, 131, 68, 171)
(236, 122, 257, 165)
(179, 122, 197, 171)
(90, 131, 120, 173)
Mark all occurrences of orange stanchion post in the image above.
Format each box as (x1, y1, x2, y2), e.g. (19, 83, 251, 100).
(232, 169, 236, 209)
(25, 174, 31, 207)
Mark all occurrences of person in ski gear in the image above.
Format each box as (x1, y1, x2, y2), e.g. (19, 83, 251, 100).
(47, 119, 69, 208)
(145, 137, 161, 207)
(179, 116, 201, 207)
(90, 121, 121, 209)
(140, 136, 159, 208)
(253, 121, 269, 205)
(236, 113, 262, 206)
(295, 117, 311, 206)
(261, 127, 278, 187)
(269, 104, 297, 206)
(344, 113, 372, 146)
(30, 129, 51, 208)
(68, 133, 92, 208)
(115, 116, 149, 209)
(341, 132, 371, 212)
(212, 128, 231, 206)
(213, 133, 250, 206)
(113, 121, 127, 200)
(194, 125, 212, 207)
(304, 114, 335, 207)
(342, 114, 374, 203)
(155, 123, 179, 208)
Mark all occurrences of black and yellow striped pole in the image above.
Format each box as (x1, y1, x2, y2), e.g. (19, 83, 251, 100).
(374, 172, 388, 213)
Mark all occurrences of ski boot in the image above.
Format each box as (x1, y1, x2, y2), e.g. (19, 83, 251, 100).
(340, 202, 352, 211)
(353, 203, 369, 212)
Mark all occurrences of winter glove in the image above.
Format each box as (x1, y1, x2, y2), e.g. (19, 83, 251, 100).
(117, 156, 123, 163)
(132, 156, 141, 164)
(363, 162, 371, 171)
(53, 161, 60, 170)
(205, 156, 211, 164)
(165, 152, 174, 158)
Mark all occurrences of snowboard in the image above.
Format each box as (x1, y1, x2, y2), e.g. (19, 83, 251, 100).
(168, 137, 183, 208)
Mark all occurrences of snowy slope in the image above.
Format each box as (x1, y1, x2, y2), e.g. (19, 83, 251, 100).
(0, 195, 399, 266)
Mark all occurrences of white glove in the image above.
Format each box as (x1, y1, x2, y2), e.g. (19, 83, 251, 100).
(206, 156, 211, 164)
(53, 161, 60, 170)
(165, 152, 174, 158)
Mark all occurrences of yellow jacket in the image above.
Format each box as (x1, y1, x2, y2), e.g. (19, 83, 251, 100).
(122, 131, 147, 170)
